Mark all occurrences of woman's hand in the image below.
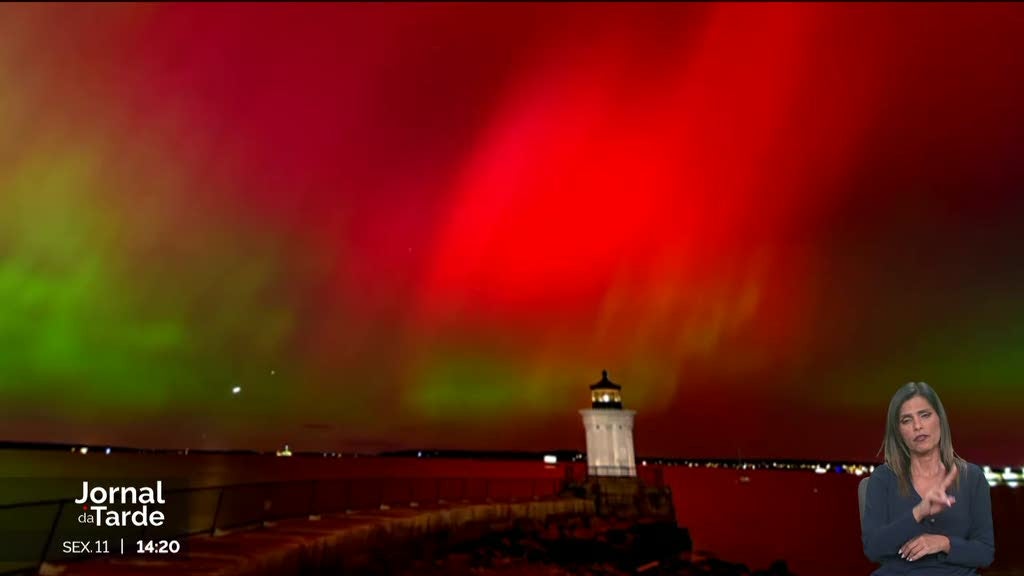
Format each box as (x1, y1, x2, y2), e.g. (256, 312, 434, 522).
(900, 534, 951, 561)
(912, 464, 958, 521)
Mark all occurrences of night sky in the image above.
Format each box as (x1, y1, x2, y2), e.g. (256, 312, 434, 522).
(1, 3, 1023, 464)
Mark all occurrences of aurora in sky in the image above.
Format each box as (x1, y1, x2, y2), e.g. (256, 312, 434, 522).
(1, 3, 1022, 464)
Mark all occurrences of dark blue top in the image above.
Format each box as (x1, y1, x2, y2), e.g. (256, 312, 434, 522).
(862, 461, 995, 575)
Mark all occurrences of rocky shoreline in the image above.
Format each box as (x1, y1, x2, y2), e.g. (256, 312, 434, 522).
(397, 514, 798, 576)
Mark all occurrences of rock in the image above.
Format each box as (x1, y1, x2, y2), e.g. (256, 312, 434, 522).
(752, 560, 793, 576)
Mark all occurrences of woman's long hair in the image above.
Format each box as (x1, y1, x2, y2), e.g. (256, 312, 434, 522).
(880, 382, 965, 496)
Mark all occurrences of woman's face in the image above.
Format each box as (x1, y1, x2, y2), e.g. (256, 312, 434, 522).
(898, 395, 941, 456)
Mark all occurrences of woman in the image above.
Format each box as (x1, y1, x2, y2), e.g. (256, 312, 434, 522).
(862, 382, 994, 574)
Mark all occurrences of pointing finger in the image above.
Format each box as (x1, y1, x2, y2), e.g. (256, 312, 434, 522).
(942, 464, 959, 488)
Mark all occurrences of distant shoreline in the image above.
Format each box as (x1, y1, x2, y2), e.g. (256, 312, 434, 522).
(0, 441, 888, 468)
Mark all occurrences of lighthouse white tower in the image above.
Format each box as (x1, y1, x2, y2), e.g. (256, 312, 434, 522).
(579, 370, 636, 477)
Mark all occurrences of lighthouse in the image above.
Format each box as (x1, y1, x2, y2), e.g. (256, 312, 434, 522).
(579, 370, 637, 477)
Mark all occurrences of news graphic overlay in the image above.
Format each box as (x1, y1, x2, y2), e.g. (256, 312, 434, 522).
(0, 478, 189, 567)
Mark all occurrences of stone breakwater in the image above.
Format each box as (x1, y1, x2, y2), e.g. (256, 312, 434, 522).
(38, 498, 798, 576)
(398, 514, 798, 576)
(38, 499, 593, 576)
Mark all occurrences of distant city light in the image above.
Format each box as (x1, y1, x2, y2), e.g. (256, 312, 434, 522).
(543, 455, 558, 464)
(105, 448, 111, 455)
(232, 386, 241, 394)
(79, 447, 88, 455)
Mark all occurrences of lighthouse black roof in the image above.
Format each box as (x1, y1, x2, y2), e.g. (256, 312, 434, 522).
(589, 370, 622, 391)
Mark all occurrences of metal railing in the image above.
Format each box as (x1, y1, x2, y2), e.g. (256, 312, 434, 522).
(0, 475, 564, 576)
(587, 465, 636, 477)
